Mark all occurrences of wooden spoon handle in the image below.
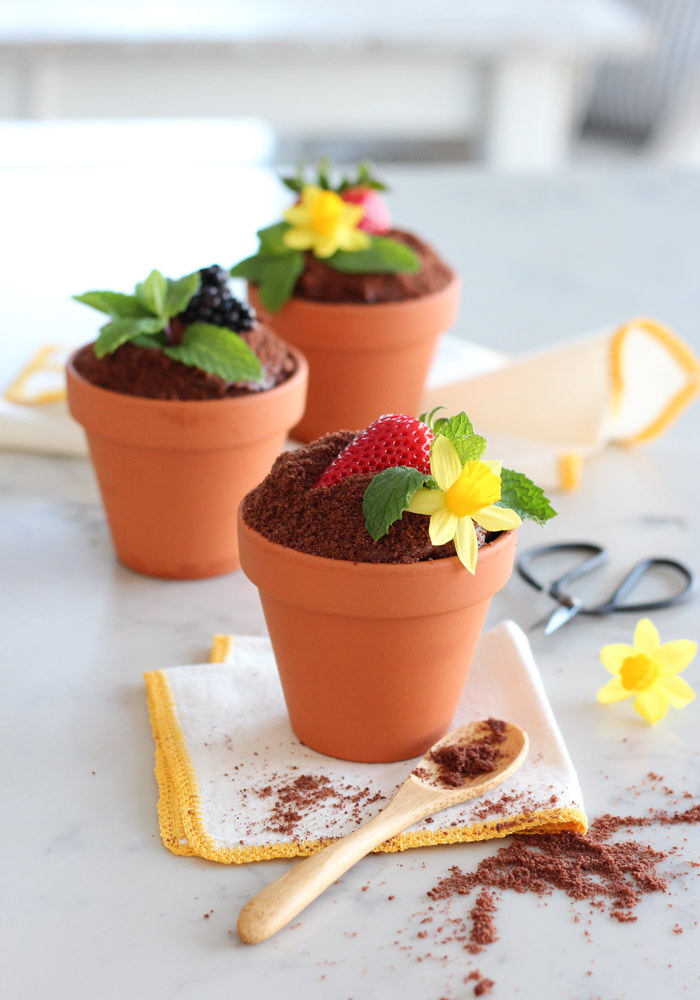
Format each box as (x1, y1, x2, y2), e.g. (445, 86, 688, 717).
(237, 786, 424, 944)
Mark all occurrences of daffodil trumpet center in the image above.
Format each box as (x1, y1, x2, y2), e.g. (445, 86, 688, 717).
(309, 190, 344, 236)
(620, 653, 659, 691)
(444, 461, 502, 518)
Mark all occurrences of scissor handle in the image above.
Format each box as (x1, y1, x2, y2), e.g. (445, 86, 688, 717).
(517, 542, 607, 598)
(589, 558, 697, 615)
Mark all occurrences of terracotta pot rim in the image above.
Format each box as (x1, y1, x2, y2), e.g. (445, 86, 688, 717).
(66, 342, 308, 412)
(238, 510, 515, 579)
(256, 271, 459, 317)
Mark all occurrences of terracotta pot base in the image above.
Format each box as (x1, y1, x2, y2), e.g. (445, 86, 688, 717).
(238, 514, 517, 762)
(67, 348, 307, 580)
(250, 276, 459, 441)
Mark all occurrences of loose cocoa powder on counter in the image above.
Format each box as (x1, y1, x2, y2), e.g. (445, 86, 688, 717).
(242, 430, 492, 563)
(72, 322, 296, 400)
(293, 229, 453, 304)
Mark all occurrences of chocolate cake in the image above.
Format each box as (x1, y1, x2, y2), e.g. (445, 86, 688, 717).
(73, 323, 297, 401)
(293, 229, 453, 305)
(241, 430, 492, 564)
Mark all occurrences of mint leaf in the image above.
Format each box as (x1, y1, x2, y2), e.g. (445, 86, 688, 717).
(330, 236, 419, 274)
(257, 222, 294, 257)
(135, 269, 168, 319)
(94, 317, 165, 357)
(73, 291, 152, 319)
(496, 468, 557, 525)
(432, 412, 474, 439)
(252, 250, 304, 312)
(430, 412, 485, 465)
(230, 255, 269, 282)
(163, 323, 264, 383)
(363, 466, 431, 541)
(131, 333, 164, 350)
(165, 271, 200, 318)
(453, 434, 487, 464)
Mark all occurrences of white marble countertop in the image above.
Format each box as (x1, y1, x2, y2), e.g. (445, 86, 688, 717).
(3, 166, 700, 999)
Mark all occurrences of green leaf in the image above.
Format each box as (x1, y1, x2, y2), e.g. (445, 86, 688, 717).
(317, 157, 331, 190)
(329, 236, 419, 274)
(257, 222, 293, 256)
(72, 291, 152, 319)
(131, 332, 164, 350)
(453, 434, 487, 464)
(135, 269, 168, 319)
(230, 255, 269, 282)
(362, 466, 431, 542)
(429, 412, 485, 465)
(163, 323, 264, 383)
(496, 468, 557, 525)
(432, 412, 474, 439)
(245, 252, 305, 313)
(165, 271, 200, 318)
(94, 317, 165, 358)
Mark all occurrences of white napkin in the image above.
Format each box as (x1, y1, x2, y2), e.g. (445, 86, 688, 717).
(422, 317, 700, 491)
(144, 621, 587, 864)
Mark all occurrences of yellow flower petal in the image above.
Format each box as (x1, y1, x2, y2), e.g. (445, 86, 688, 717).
(284, 204, 309, 227)
(654, 639, 697, 675)
(338, 227, 370, 252)
(483, 459, 502, 475)
(428, 507, 459, 547)
(313, 234, 339, 258)
(431, 436, 462, 492)
(408, 489, 446, 516)
(454, 516, 479, 574)
(473, 504, 522, 532)
(634, 617, 660, 655)
(597, 677, 633, 704)
(283, 227, 313, 250)
(599, 643, 636, 675)
(340, 202, 365, 229)
(655, 675, 696, 709)
(633, 688, 669, 724)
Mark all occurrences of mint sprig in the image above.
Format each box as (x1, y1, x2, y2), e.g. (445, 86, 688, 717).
(421, 409, 487, 466)
(363, 466, 431, 541)
(496, 468, 557, 525)
(281, 159, 388, 195)
(74, 268, 264, 385)
(164, 323, 263, 383)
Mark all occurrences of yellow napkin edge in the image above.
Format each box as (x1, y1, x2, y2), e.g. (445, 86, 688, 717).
(143, 635, 588, 865)
(609, 316, 700, 444)
(4, 344, 68, 405)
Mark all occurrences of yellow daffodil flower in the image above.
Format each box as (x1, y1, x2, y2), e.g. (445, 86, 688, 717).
(283, 185, 371, 259)
(407, 436, 521, 573)
(597, 617, 696, 723)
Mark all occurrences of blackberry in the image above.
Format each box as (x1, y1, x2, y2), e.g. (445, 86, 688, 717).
(179, 264, 255, 333)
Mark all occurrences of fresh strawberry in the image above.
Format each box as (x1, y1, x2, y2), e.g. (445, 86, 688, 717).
(341, 186, 391, 235)
(315, 414, 433, 487)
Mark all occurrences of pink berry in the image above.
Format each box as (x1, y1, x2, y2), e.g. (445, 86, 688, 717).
(341, 187, 391, 235)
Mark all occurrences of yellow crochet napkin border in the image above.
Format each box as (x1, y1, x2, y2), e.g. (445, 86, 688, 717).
(144, 634, 588, 864)
(609, 316, 700, 444)
(4, 344, 67, 405)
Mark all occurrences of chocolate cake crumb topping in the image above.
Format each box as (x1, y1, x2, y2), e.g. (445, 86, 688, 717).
(242, 430, 492, 563)
(72, 322, 296, 400)
(292, 229, 453, 304)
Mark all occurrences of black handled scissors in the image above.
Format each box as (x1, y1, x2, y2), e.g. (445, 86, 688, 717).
(517, 542, 696, 635)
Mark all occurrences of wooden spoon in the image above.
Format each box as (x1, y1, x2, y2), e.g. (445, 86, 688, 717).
(237, 719, 528, 944)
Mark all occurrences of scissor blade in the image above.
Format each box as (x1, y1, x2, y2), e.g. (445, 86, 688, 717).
(544, 599, 583, 635)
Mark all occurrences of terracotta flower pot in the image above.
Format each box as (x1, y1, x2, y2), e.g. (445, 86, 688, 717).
(249, 275, 459, 442)
(238, 513, 517, 762)
(66, 348, 308, 580)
